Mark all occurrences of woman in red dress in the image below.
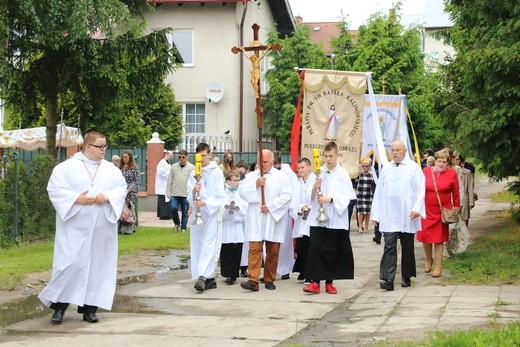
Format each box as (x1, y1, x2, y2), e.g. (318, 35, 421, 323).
(417, 149, 460, 278)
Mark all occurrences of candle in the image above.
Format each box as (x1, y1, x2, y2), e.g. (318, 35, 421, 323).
(312, 149, 321, 172)
(195, 153, 201, 176)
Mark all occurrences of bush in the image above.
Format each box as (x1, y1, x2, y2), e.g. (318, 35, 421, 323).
(0, 154, 56, 248)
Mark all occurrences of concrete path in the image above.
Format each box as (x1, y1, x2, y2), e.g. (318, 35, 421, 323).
(2, 177, 519, 346)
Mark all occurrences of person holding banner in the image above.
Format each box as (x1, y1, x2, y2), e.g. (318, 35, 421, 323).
(371, 140, 425, 291)
(303, 142, 357, 295)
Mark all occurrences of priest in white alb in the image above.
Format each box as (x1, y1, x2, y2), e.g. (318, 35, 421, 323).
(39, 131, 127, 324)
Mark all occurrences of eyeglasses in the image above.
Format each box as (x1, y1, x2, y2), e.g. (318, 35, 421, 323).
(89, 143, 107, 150)
(178, 156, 186, 159)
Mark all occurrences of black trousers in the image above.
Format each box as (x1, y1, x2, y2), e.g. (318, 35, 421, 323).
(380, 232, 416, 282)
(50, 302, 97, 314)
(157, 195, 171, 219)
(220, 243, 243, 278)
(292, 235, 310, 278)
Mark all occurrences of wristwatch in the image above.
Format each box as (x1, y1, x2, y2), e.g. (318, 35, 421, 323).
(330, 197, 334, 203)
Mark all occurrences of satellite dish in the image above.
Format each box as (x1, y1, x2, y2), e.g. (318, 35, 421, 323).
(205, 81, 224, 103)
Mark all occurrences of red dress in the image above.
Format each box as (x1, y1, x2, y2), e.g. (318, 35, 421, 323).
(417, 167, 460, 244)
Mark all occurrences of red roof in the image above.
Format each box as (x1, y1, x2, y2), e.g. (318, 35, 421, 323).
(148, 0, 247, 3)
(301, 21, 358, 55)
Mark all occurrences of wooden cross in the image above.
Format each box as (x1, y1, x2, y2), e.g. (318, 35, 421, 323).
(232, 23, 282, 205)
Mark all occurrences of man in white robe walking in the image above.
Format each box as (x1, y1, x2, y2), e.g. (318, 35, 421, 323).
(187, 143, 225, 292)
(371, 140, 425, 291)
(240, 150, 292, 291)
(39, 131, 127, 324)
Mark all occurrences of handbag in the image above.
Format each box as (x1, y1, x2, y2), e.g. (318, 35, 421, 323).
(120, 200, 136, 225)
(431, 168, 459, 224)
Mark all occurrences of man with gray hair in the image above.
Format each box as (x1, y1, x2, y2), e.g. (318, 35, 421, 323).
(371, 140, 425, 291)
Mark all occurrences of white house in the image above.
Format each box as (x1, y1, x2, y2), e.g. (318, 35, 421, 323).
(144, 0, 295, 152)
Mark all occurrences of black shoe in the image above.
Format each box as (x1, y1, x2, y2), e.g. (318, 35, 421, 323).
(240, 270, 248, 278)
(51, 310, 64, 324)
(240, 280, 259, 292)
(265, 282, 276, 290)
(372, 237, 381, 244)
(83, 313, 99, 323)
(401, 277, 411, 287)
(380, 280, 394, 291)
(194, 276, 206, 292)
(297, 274, 304, 281)
(281, 274, 290, 280)
(205, 278, 217, 290)
(225, 277, 236, 285)
(259, 277, 265, 283)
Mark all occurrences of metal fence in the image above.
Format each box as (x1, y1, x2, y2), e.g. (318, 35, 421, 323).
(105, 147, 147, 192)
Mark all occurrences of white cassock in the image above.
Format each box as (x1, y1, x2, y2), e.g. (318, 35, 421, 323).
(187, 161, 225, 279)
(239, 168, 292, 243)
(276, 163, 299, 276)
(291, 173, 316, 238)
(39, 152, 127, 311)
(370, 156, 425, 233)
(306, 163, 356, 230)
(155, 158, 171, 195)
(221, 186, 248, 244)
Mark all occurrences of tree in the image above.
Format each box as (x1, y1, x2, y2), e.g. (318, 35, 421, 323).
(331, 8, 445, 151)
(440, 0, 520, 181)
(263, 24, 329, 150)
(0, 0, 181, 157)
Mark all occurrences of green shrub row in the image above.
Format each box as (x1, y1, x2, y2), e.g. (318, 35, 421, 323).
(0, 155, 56, 248)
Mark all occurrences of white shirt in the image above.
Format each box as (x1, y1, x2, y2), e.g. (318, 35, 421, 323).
(370, 156, 425, 234)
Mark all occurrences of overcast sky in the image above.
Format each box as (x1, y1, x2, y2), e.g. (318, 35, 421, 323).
(287, 0, 426, 28)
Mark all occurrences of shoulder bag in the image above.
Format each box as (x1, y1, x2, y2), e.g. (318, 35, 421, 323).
(431, 168, 458, 224)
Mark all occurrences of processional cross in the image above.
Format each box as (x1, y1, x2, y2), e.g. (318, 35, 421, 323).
(232, 23, 282, 205)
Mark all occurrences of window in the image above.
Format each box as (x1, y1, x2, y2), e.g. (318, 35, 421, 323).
(166, 30, 193, 66)
(185, 104, 205, 133)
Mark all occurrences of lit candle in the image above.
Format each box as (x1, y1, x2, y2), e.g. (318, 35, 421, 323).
(195, 153, 201, 176)
(312, 149, 321, 172)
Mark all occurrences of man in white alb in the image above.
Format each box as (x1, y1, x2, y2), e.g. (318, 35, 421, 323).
(39, 131, 127, 324)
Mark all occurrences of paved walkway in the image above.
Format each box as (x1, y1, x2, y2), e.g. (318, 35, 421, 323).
(2, 178, 519, 346)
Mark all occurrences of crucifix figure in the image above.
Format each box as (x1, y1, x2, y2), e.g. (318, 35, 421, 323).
(232, 23, 282, 204)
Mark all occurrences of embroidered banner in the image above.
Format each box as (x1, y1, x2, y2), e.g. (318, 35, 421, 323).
(300, 70, 367, 177)
(361, 94, 413, 163)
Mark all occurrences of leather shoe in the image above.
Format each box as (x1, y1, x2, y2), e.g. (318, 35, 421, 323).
(401, 277, 411, 287)
(240, 280, 259, 292)
(194, 276, 206, 292)
(372, 237, 381, 244)
(380, 280, 394, 291)
(205, 278, 217, 290)
(281, 274, 290, 280)
(265, 282, 276, 290)
(51, 310, 64, 324)
(83, 313, 99, 323)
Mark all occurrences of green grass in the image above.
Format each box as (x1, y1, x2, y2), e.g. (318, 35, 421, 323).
(390, 322, 520, 347)
(0, 226, 190, 290)
(490, 189, 520, 203)
(443, 218, 520, 285)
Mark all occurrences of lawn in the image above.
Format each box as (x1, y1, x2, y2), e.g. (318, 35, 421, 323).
(0, 226, 190, 290)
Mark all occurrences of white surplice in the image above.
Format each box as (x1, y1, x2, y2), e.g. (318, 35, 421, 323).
(239, 168, 292, 243)
(370, 156, 425, 234)
(187, 161, 225, 279)
(221, 186, 247, 244)
(306, 163, 356, 230)
(39, 152, 127, 311)
(155, 158, 171, 195)
(276, 163, 299, 276)
(291, 173, 316, 238)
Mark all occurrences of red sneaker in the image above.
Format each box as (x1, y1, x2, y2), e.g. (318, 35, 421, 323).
(303, 282, 320, 294)
(325, 283, 337, 294)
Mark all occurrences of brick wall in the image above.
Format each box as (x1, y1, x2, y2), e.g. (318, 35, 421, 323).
(146, 132, 165, 195)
